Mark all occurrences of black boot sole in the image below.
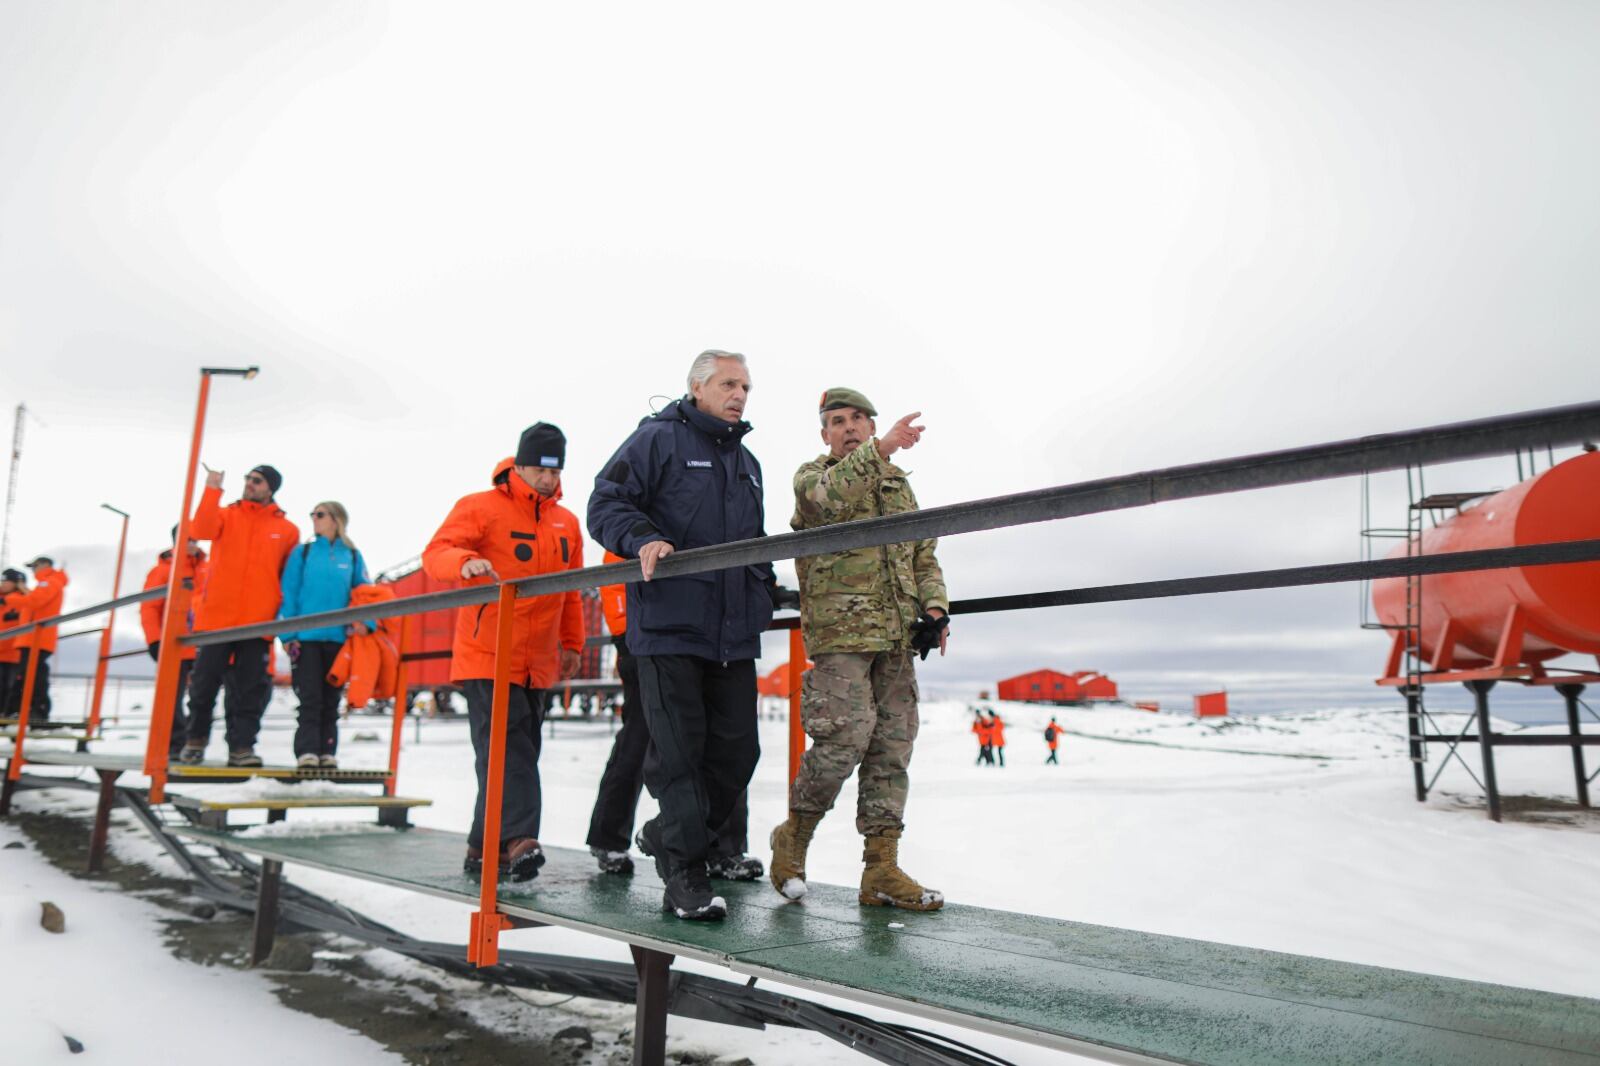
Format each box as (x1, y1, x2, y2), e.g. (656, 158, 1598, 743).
(508, 847, 546, 883)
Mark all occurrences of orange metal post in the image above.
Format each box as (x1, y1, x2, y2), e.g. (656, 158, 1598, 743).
(467, 582, 517, 967)
(787, 628, 806, 787)
(4, 644, 44, 782)
(144, 372, 213, 802)
(87, 507, 130, 737)
(385, 615, 413, 797)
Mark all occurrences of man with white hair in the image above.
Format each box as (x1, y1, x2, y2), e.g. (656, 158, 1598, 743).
(588, 350, 785, 921)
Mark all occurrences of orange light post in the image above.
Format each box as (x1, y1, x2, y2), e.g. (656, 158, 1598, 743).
(384, 615, 413, 798)
(144, 366, 258, 803)
(787, 628, 806, 787)
(86, 503, 130, 738)
(467, 581, 517, 967)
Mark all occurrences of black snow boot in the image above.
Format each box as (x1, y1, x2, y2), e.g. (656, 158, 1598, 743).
(661, 863, 726, 921)
(634, 818, 668, 880)
(707, 853, 764, 882)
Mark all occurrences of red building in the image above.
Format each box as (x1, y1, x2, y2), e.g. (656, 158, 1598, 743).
(997, 668, 1120, 704)
(1073, 671, 1119, 701)
(1194, 691, 1229, 718)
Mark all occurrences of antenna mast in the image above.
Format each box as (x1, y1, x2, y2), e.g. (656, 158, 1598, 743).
(2, 402, 23, 567)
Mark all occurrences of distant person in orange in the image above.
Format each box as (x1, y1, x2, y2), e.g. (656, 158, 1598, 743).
(1044, 716, 1063, 765)
(141, 527, 209, 760)
(972, 708, 994, 766)
(986, 709, 1006, 768)
(0, 568, 32, 717)
(9, 556, 70, 726)
(422, 423, 585, 883)
(181, 464, 299, 767)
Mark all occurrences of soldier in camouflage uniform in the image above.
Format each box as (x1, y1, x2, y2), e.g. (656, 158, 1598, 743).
(769, 387, 950, 912)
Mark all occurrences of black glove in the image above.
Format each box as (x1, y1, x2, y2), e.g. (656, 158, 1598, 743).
(770, 584, 801, 611)
(908, 612, 949, 660)
(2, 609, 18, 622)
(147, 641, 160, 661)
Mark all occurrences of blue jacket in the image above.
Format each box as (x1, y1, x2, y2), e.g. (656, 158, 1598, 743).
(278, 536, 371, 644)
(587, 397, 775, 660)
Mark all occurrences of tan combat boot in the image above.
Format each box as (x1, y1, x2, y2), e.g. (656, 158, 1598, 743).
(768, 812, 822, 901)
(860, 835, 944, 912)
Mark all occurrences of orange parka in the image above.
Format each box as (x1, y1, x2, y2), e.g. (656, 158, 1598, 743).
(989, 714, 1007, 748)
(327, 584, 401, 709)
(21, 564, 69, 653)
(421, 459, 585, 686)
(140, 548, 209, 662)
(599, 550, 627, 637)
(0, 591, 32, 663)
(188, 486, 300, 633)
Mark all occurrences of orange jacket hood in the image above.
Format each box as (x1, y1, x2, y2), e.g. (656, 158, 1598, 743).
(421, 458, 584, 686)
(22, 564, 69, 652)
(189, 486, 300, 632)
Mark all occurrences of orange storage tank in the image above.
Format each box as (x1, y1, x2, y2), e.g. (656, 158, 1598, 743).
(1371, 451, 1600, 668)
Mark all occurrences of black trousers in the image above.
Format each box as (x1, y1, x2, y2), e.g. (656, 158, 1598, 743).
(635, 654, 759, 871)
(166, 658, 194, 757)
(463, 679, 545, 849)
(186, 638, 272, 752)
(586, 642, 750, 858)
(7, 649, 51, 719)
(291, 640, 344, 757)
(0, 661, 13, 715)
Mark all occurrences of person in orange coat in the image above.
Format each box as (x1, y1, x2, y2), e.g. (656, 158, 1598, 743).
(986, 709, 1007, 768)
(1044, 716, 1065, 765)
(182, 464, 299, 767)
(971, 708, 993, 766)
(421, 424, 585, 882)
(140, 529, 210, 759)
(0, 568, 32, 717)
(8, 556, 70, 725)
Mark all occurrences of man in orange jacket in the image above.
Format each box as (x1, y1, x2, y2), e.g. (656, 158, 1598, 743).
(141, 528, 210, 759)
(0, 568, 31, 717)
(584, 552, 762, 880)
(181, 464, 299, 767)
(9, 556, 70, 725)
(422, 423, 585, 882)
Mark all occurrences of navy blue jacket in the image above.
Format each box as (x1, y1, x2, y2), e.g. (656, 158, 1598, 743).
(587, 397, 775, 660)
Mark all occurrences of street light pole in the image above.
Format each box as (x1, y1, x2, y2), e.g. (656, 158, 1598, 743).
(86, 503, 130, 737)
(143, 366, 258, 801)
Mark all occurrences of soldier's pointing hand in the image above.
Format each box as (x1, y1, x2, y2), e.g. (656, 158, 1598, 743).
(876, 412, 925, 459)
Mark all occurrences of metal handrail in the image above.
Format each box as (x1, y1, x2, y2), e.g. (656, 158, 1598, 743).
(184, 399, 1600, 647)
(3, 399, 1598, 649)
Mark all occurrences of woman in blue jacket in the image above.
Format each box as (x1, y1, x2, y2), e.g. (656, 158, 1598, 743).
(280, 501, 371, 769)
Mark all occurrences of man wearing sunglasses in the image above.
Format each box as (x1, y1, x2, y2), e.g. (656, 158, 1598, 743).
(176, 463, 299, 767)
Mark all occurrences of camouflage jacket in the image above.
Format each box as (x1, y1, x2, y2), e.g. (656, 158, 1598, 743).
(792, 440, 948, 654)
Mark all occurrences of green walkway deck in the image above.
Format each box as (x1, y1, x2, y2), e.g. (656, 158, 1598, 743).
(170, 824, 1600, 1065)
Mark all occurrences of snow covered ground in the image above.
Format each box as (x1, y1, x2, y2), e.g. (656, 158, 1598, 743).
(6, 689, 1600, 1064)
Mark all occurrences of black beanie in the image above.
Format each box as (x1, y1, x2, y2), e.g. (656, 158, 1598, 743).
(250, 464, 283, 494)
(515, 423, 566, 470)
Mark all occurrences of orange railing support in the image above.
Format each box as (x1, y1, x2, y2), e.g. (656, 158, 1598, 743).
(144, 371, 213, 803)
(4, 643, 44, 783)
(385, 615, 413, 798)
(87, 508, 130, 738)
(467, 581, 517, 967)
(787, 628, 806, 787)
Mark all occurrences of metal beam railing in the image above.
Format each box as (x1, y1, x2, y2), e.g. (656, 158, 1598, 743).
(4, 401, 1598, 648)
(164, 399, 1600, 647)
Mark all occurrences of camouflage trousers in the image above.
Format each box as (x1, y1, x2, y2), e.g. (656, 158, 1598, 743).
(789, 650, 920, 837)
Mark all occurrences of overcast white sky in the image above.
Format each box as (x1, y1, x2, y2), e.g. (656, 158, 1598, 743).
(2, 1, 1597, 713)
